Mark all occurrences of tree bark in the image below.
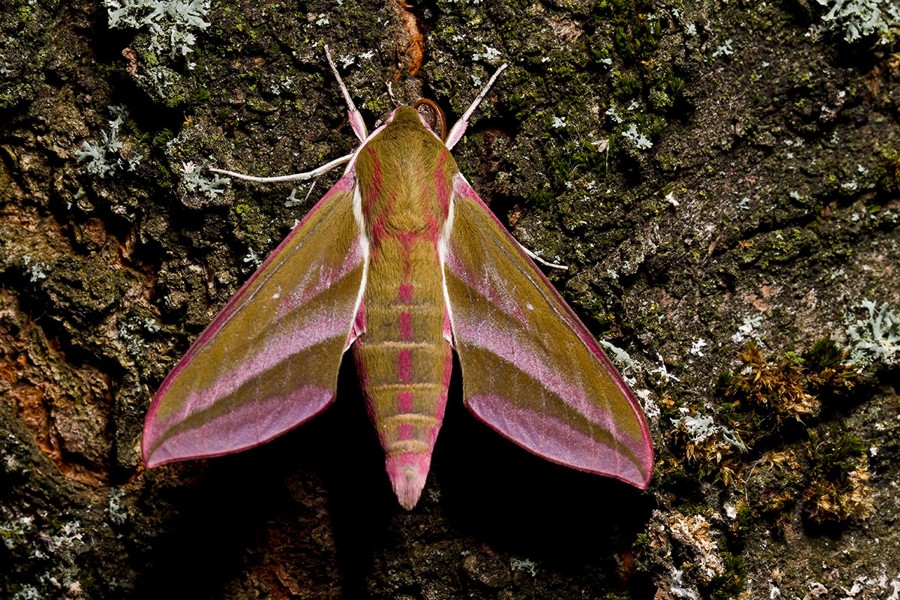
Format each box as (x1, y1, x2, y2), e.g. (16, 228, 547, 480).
(1, 0, 897, 598)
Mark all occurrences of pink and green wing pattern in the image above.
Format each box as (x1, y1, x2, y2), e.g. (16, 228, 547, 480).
(445, 174, 654, 489)
(143, 174, 365, 467)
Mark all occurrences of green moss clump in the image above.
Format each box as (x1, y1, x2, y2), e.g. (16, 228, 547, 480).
(593, 0, 663, 63)
(721, 339, 856, 438)
(802, 338, 858, 394)
(672, 339, 874, 527)
(671, 338, 859, 489)
(803, 426, 874, 523)
(708, 553, 746, 600)
(726, 342, 821, 424)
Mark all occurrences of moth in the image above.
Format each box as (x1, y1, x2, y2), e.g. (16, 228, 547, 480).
(143, 48, 654, 510)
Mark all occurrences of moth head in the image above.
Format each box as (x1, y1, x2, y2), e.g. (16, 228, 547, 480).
(413, 99, 447, 141)
(381, 102, 447, 144)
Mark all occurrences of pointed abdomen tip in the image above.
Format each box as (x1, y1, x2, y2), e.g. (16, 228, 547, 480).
(386, 456, 430, 510)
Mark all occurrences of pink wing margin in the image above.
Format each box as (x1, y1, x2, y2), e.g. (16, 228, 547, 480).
(444, 174, 654, 489)
(143, 174, 365, 467)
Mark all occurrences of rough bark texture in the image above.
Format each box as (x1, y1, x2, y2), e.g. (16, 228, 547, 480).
(1, 0, 898, 598)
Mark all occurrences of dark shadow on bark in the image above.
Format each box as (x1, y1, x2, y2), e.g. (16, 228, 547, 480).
(434, 357, 657, 593)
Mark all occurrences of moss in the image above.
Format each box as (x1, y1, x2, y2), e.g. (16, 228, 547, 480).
(807, 426, 867, 482)
(17, 4, 31, 23)
(152, 128, 176, 148)
(672, 338, 860, 488)
(682, 435, 742, 485)
(802, 338, 858, 395)
(732, 501, 753, 530)
(141, 48, 159, 68)
(726, 342, 820, 424)
(588, 0, 687, 127)
(707, 553, 746, 600)
(669, 340, 874, 530)
(593, 0, 664, 63)
(802, 426, 874, 523)
(612, 71, 642, 99)
(878, 146, 900, 192)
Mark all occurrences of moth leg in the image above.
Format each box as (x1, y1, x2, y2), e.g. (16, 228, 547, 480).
(208, 153, 353, 183)
(519, 243, 568, 271)
(443, 64, 566, 271)
(445, 63, 508, 150)
(386, 81, 399, 107)
(324, 45, 369, 142)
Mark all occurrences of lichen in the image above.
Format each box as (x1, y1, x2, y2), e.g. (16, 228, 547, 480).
(181, 161, 230, 200)
(75, 108, 126, 178)
(845, 300, 900, 368)
(815, 0, 900, 43)
(104, 0, 212, 60)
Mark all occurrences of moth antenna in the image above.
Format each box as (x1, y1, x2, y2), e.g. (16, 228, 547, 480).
(520, 244, 569, 270)
(324, 45, 369, 142)
(209, 153, 353, 183)
(445, 63, 508, 150)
